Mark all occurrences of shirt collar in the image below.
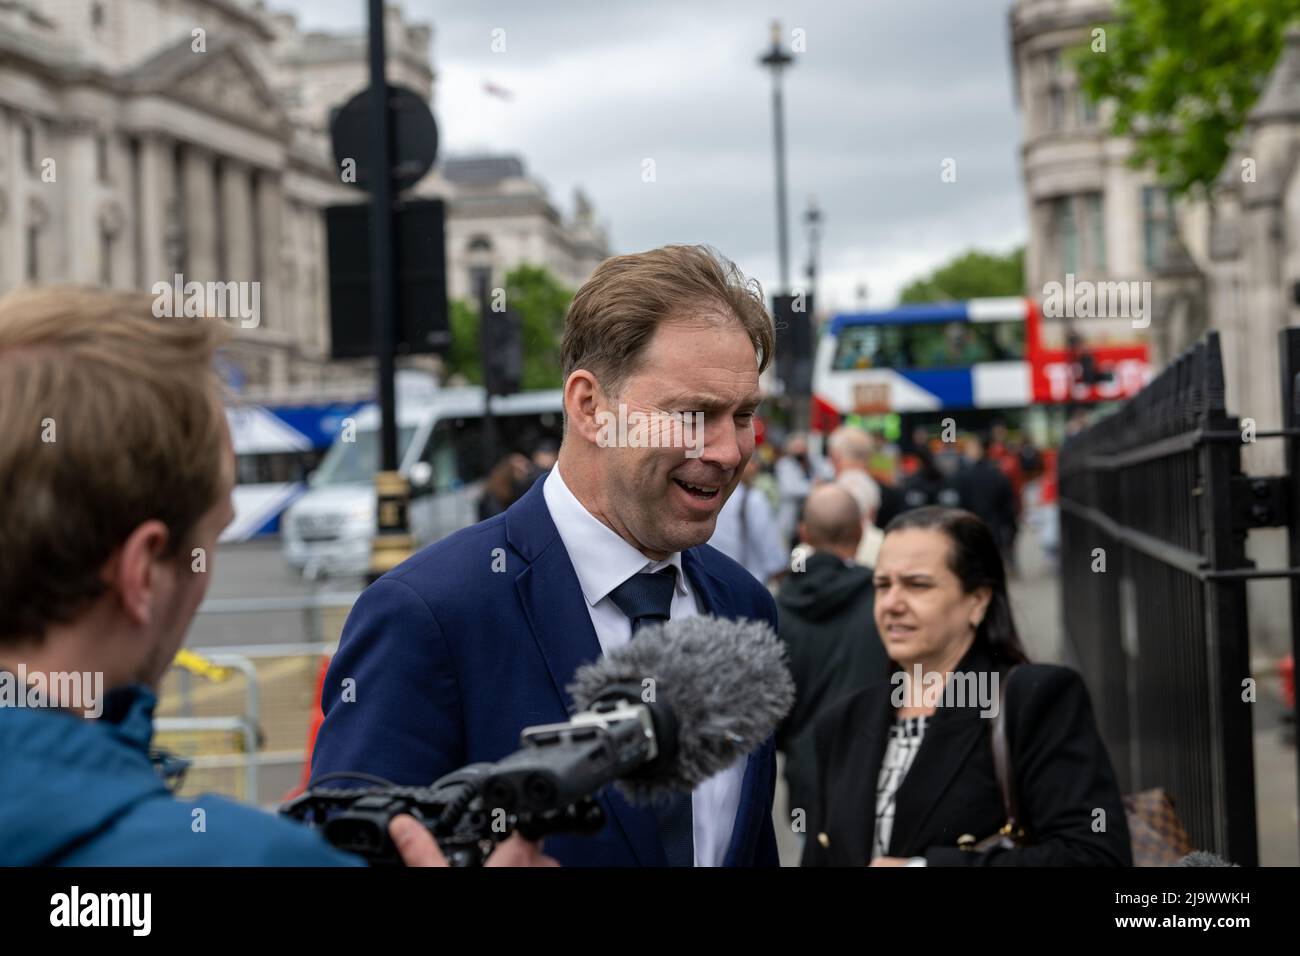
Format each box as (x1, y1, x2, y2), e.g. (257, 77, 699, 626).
(543, 462, 689, 608)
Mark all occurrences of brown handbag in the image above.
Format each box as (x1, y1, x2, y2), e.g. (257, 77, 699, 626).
(1123, 788, 1193, 866)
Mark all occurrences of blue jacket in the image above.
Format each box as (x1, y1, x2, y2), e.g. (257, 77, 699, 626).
(0, 684, 361, 866)
(312, 474, 782, 866)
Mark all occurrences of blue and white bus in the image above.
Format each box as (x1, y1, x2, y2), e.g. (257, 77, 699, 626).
(809, 297, 1151, 437)
(811, 298, 1033, 427)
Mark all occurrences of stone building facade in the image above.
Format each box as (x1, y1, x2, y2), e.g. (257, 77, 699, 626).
(1010, 0, 1182, 358)
(0, 0, 609, 398)
(1010, 0, 1300, 657)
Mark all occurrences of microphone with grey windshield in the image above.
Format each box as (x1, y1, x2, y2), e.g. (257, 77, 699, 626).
(480, 615, 795, 814)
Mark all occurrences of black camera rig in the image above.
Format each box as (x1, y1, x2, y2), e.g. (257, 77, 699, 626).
(280, 691, 675, 866)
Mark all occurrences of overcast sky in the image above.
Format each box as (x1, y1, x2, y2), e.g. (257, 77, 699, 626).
(275, 0, 1027, 311)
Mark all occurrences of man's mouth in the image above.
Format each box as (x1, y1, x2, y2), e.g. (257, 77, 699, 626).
(672, 478, 720, 500)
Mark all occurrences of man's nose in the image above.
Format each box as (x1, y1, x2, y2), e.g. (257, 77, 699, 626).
(699, 416, 745, 473)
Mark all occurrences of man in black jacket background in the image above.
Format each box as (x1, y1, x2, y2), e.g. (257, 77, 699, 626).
(776, 485, 892, 824)
(954, 434, 1018, 573)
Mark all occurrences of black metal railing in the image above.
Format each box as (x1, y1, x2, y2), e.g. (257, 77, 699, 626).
(1058, 332, 1262, 865)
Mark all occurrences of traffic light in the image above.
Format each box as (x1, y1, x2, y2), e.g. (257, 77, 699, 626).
(325, 198, 450, 359)
(484, 307, 522, 397)
(773, 292, 814, 396)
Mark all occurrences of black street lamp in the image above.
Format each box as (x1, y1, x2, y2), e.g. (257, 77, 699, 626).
(365, 0, 412, 581)
(759, 21, 794, 293)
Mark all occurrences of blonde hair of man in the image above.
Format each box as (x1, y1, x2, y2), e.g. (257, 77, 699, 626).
(0, 287, 228, 643)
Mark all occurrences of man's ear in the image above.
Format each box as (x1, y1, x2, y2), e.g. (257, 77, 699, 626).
(563, 369, 609, 446)
(104, 520, 170, 628)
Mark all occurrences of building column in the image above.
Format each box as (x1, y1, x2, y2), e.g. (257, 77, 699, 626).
(64, 120, 99, 285)
(220, 159, 255, 282)
(137, 134, 173, 286)
(306, 206, 327, 357)
(0, 112, 15, 295)
(182, 145, 218, 282)
(255, 171, 283, 333)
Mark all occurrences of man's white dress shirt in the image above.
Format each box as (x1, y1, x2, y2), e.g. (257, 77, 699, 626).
(542, 463, 745, 866)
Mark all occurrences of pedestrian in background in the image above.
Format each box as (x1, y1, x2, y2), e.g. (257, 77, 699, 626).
(900, 443, 961, 511)
(829, 424, 907, 530)
(478, 452, 531, 521)
(711, 455, 790, 588)
(775, 432, 822, 547)
(954, 433, 1018, 575)
(776, 484, 890, 832)
(836, 469, 885, 570)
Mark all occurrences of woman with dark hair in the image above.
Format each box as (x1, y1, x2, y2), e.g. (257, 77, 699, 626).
(477, 453, 531, 521)
(802, 506, 1130, 866)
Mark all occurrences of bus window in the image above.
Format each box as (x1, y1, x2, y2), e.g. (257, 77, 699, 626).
(833, 319, 1027, 373)
(833, 325, 909, 370)
(911, 322, 992, 367)
(985, 320, 1026, 361)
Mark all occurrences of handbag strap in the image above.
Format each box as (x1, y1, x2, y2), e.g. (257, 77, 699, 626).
(990, 665, 1023, 834)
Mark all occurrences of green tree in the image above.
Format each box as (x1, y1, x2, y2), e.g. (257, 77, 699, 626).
(1073, 0, 1300, 196)
(897, 247, 1025, 303)
(446, 264, 573, 390)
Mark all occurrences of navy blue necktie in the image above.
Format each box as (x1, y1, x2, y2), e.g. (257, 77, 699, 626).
(607, 566, 694, 867)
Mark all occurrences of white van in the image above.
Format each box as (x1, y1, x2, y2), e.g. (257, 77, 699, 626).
(281, 384, 564, 577)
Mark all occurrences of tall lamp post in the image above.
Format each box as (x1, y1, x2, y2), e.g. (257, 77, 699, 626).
(759, 21, 796, 432)
(759, 21, 794, 293)
(365, 0, 413, 581)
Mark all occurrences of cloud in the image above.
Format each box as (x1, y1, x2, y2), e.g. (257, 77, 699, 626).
(272, 0, 1026, 308)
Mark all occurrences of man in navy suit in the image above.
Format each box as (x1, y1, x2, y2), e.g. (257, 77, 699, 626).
(312, 244, 782, 866)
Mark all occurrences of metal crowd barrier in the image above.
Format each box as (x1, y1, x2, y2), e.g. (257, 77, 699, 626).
(1058, 330, 1300, 866)
(156, 591, 360, 806)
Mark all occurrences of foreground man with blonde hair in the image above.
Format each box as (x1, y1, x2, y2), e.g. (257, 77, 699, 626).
(0, 287, 545, 867)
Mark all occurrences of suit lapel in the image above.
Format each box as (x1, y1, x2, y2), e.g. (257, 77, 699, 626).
(848, 688, 894, 861)
(681, 547, 728, 615)
(887, 713, 985, 856)
(506, 477, 665, 866)
(887, 641, 1001, 856)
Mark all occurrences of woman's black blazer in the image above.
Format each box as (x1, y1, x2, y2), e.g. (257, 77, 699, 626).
(801, 640, 1132, 866)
